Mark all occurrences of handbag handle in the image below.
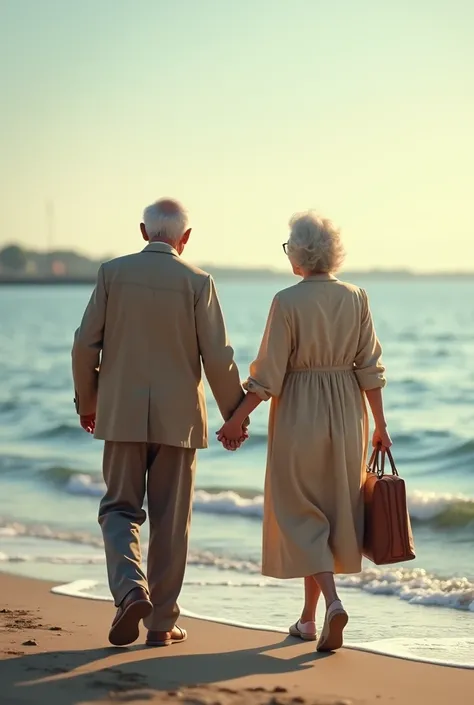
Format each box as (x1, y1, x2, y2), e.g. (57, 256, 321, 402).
(367, 446, 398, 479)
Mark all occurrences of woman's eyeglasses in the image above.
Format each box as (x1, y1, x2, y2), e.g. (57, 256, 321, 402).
(282, 242, 289, 255)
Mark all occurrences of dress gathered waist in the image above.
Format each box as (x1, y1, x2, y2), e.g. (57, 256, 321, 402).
(288, 365, 354, 373)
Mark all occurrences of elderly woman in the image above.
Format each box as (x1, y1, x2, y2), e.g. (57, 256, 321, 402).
(217, 211, 391, 652)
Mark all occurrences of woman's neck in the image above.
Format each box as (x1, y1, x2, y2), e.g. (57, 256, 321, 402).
(301, 270, 332, 280)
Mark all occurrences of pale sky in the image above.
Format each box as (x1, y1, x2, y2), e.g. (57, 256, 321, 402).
(1, 0, 473, 271)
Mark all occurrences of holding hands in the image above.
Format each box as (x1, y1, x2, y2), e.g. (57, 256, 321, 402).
(216, 417, 248, 451)
(216, 391, 262, 451)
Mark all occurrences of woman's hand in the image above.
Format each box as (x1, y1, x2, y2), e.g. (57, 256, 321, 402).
(372, 426, 392, 450)
(216, 419, 248, 451)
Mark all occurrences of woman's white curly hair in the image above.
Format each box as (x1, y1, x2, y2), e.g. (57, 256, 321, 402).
(287, 211, 345, 274)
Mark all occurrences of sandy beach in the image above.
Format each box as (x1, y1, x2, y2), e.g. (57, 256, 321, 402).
(0, 572, 472, 705)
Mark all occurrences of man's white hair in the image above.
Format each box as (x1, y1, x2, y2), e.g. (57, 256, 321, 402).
(287, 211, 345, 273)
(142, 198, 188, 245)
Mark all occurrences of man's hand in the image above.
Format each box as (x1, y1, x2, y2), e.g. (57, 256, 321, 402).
(220, 435, 248, 451)
(80, 413, 96, 434)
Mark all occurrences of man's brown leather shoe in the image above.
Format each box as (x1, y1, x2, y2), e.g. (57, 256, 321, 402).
(108, 587, 153, 646)
(146, 625, 187, 647)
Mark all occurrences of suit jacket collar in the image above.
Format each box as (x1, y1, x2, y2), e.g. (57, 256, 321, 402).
(142, 241, 179, 257)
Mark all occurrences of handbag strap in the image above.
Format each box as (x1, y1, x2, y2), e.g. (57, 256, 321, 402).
(368, 446, 398, 478)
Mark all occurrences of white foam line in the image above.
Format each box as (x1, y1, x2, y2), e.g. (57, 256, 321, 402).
(180, 607, 288, 635)
(344, 642, 474, 670)
(52, 580, 112, 601)
(51, 581, 474, 670)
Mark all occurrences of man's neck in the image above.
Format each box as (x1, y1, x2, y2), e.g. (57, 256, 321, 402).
(147, 238, 181, 255)
(149, 237, 175, 248)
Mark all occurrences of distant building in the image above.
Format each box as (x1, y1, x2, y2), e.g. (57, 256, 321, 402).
(51, 260, 67, 276)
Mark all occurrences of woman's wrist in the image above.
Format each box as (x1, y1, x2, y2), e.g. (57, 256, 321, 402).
(226, 412, 244, 428)
(232, 414, 246, 428)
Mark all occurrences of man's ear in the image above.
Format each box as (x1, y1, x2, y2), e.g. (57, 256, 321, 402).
(140, 222, 149, 241)
(182, 228, 192, 245)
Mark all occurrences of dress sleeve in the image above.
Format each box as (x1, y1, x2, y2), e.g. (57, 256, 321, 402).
(354, 289, 386, 391)
(243, 296, 292, 401)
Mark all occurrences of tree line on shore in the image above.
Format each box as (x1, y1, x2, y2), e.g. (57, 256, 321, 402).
(0, 243, 104, 278)
(1, 242, 470, 281)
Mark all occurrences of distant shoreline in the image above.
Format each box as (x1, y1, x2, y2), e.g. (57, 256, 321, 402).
(0, 270, 473, 285)
(0, 276, 98, 286)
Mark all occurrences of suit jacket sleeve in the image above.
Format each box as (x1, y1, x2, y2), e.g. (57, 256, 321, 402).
(71, 264, 108, 415)
(195, 275, 245, 421)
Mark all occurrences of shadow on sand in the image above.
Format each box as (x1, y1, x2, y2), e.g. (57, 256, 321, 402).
(2, 636, 333, 705)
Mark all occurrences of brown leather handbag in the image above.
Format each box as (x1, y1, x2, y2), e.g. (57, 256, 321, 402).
(363, 446, 416, 565)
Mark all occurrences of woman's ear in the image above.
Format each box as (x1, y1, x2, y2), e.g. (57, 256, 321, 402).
(291, 262, 302, 276)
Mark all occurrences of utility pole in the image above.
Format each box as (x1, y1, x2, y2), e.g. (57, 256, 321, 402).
(46, 200, 54, 274)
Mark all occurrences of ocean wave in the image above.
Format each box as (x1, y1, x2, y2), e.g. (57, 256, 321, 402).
(0, 521, 260, 571)
(0, 538, 260, 574)
(392, 378, 430, 394)
(239, 432, 269, 447)
(40, 465, 81, 482)
(26, 561, 474, 616)
(63, 475, 266, 518)
(193, 490, 264, 518)
(61, 475, 474, 529)
(0, 399, 18, 414)
(0, 551, 105, 565)
(32, 423, 86, 441)
(390, 436, 474, 466)
(0, 553, 265, 581)
(414, 438, 474, 461)
(1, 519, 474, 613)
(186, 550, 260, 574)
(4, 425, 474, 487)
(0, 520, 103, 548)
(192, 488, 474, 529)
(63, 474, 103, 496)
(409, 490, 474, 527)
(0, 455, 31, 474)
(442, 438, 474, 459)
(339, 567, 474, 612)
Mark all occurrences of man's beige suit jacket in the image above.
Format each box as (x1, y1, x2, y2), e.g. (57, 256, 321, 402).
(72, 242, 244, 448)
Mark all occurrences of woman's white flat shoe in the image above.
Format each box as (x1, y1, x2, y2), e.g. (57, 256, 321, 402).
(289, 619, 317, 641)
(316, 600, 348, 652)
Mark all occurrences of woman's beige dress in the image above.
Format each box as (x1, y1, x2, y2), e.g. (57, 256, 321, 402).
(244, 275, 386, 578)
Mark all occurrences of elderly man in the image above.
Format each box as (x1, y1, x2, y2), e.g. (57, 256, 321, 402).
(72, 198, 246, 646)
